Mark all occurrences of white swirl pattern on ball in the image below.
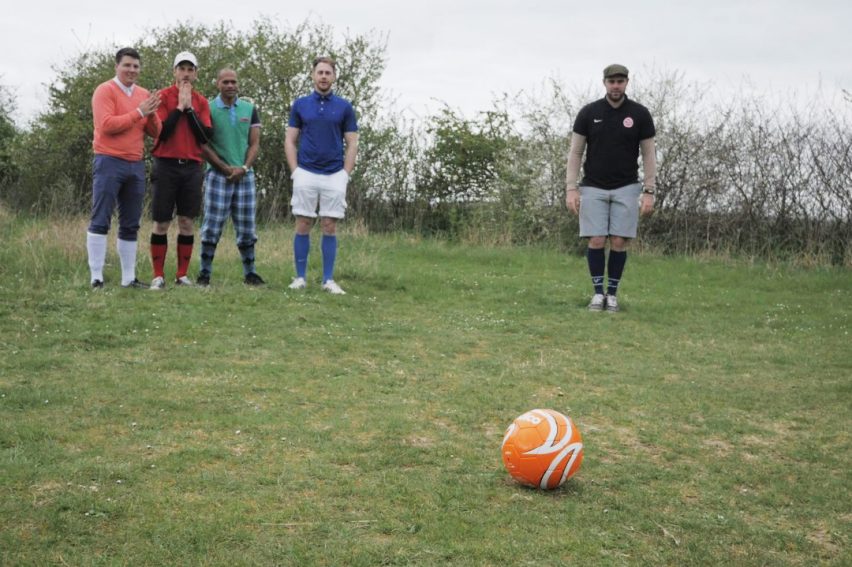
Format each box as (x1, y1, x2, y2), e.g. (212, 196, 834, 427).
(523, 409, 584, 489)
(501, 423, 517, 448)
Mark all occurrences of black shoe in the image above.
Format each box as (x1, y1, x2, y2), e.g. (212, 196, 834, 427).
(244, 272, 266, 286)
(196, 272, 211, 286)
(121, 278, 149, 289)
(91, 279, 104, 289)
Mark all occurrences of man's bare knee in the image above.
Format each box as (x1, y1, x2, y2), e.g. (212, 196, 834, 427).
(588, 236, 607, 248)
(295, 216, 313, 235)
(177, 216, 195, 235)
(320, 217, 337, 235)
(610, 236, 629, 251)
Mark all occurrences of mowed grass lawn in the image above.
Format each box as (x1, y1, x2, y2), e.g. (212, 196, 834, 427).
(0, 216, 849, 566)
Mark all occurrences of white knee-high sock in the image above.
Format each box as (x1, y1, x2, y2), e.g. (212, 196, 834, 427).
(117, 238, 138, 285)
(87, 232, 107, 283)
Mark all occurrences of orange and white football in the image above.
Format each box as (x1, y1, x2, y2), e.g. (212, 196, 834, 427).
(501, 409, 584, 489)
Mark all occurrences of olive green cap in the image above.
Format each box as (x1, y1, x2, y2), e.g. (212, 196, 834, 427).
(603, 64, 629, 78)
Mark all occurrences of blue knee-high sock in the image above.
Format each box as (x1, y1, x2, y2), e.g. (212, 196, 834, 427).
(294, 233, 310, 278)
(587, 247, 606, 295)
(321, 235, 337, 283)
(607, 250, 627, 296)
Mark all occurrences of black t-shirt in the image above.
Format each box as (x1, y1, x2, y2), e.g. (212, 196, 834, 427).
(573, 96, 655, 189)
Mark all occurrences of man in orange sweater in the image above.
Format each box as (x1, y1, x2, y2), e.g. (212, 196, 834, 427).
(87, 47, 162, 289)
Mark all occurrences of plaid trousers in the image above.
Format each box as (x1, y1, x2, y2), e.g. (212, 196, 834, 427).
(200, 169, 258, 248)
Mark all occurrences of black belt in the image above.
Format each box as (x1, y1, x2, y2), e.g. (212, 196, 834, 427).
(156, 157, 200, 165)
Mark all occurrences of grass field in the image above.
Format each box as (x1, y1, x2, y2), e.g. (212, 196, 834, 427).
(1, 215, 849, 566)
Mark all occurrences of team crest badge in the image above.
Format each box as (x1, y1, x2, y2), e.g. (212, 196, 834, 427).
(623, 117, 634, 128)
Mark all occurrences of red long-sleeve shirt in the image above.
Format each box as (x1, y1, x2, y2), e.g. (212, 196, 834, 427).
(152, 84, 212, 162)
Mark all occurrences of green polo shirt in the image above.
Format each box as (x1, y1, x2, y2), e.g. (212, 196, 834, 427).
(208, 95, 261, 166)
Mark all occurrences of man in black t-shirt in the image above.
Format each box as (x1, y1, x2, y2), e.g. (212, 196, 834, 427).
(565, 64, 657, 312)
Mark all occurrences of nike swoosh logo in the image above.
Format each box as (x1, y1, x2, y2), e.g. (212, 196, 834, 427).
(593, 119, 603, 123)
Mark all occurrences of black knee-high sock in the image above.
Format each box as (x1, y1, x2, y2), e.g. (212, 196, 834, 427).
(587, 247, 605, 295)
(607, 250, 627, 296)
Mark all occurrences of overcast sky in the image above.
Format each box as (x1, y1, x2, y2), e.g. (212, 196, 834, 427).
(2, 0, 849, 124)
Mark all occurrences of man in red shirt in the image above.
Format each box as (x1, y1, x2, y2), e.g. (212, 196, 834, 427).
(87, 47, 161, 289)
(149, 51, 213, 290)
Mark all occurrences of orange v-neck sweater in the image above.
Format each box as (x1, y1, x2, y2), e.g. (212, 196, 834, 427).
(92, 80, 162, 161)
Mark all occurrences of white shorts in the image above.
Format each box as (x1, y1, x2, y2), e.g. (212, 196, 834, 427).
(290, 167, 349, 219)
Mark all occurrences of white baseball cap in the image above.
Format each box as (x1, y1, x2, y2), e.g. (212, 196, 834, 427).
(173, 51, 198, 68)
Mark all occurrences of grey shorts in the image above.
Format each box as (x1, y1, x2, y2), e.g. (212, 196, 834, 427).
(579, 183, 642, 238)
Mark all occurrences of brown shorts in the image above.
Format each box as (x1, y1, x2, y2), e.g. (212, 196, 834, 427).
(150, 157, 204, 221)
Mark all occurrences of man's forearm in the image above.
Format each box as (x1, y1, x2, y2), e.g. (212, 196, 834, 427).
(185, 109, 213, 145)
(566, 152, 582, 189)
(640, 138, 657, 188)
(201, 144, 230, 174)
(159, 109, 182, 142)
(284, 142, 298, 172)
(244, 128, 260, 169)
(343, 146, 357, 174)
(343, 133, 359, 174)
(565, 133, 586, 189)
(244, 145, 259, 169)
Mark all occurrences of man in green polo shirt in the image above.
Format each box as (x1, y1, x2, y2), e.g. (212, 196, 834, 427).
(198, 68, 264, 286)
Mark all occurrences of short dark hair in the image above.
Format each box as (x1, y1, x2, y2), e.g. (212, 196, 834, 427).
(312, 56, 337, 71)
(115, 47, 141, 65)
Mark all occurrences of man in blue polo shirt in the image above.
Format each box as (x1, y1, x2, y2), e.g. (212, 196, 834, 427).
(285, 56, 359, 295)
(565, 63, 657, 312)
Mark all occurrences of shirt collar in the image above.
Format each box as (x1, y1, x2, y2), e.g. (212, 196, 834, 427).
(601, 94, 630, 109)
(113, 77, 135, 97)
(214, 94, 240, 109)
(312, 90, 333, 102)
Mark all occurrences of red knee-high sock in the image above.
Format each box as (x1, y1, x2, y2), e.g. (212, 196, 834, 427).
(151, 233, 168, 278)
(177, 234, 194, 278)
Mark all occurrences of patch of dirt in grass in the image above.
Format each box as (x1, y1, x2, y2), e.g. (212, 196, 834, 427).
(741, 434, 774, 448)
(740, 452, 763, 463)
(806, 524, 843, 556)
(481, 423, 502, 438)
(333, 461, 360, 472)
(702, 438, 734, 455)
(679, 485, 702, 504)
(591, 424, 665, 464)
(30, 480, 66, 506)
(404, 435, 435, 448)
(433, 419, 460, 434)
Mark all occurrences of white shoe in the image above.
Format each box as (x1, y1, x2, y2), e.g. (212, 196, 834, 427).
(588, 293, 605, 311)
(175, 276, 194, 287)
(288, 277, 307, 290)
(605, 294, 619, 312)
(150, 276, 165, 290)
(321, 280, 346, 295)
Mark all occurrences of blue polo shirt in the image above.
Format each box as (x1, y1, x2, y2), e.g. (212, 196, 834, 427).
(288, 91, 358, 174)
